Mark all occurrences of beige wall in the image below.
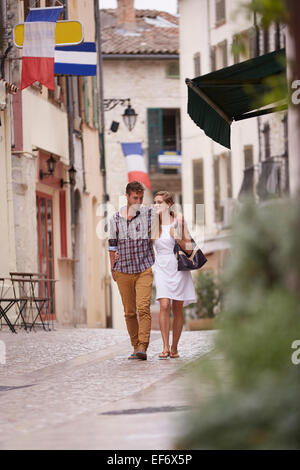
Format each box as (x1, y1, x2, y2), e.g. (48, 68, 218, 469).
(0, 107, 16, 276)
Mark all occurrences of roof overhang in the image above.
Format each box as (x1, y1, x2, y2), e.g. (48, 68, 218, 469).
(186, 48, 287, 149)
(103, 54, 179, 60)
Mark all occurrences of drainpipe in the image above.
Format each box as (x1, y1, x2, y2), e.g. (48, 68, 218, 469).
(63, 0, 77, 326)
(254, 10, 262, 165)
(63, 1, 75, 224)
(95, 0, 112, 328)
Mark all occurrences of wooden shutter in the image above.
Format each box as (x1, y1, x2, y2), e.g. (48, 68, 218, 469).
(263, 123, 271, 159)
(193, 159, 204, 224)
(83, 77, 90, 125)
(92, 76, 99, 129)
(24, 0, 40, 20)
(193, 52, 201, 77)
(244, 145, 254, 169)
(222, 39, 228, 67)
(147, 108, 163, 172)
(216, 0, 226, 24)
(214, 156, 222, 222)
(249, 27, 257, 58)
(59, 190, 67, 258)
(211, 46, 216, 72)
(263, 27, 269, 54)
(227, 152, 232, 198)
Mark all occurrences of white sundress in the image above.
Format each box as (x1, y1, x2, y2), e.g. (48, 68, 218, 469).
(153, 223, 197, 307)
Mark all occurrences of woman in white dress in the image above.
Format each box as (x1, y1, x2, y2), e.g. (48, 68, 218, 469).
(152, 191, 196, 359)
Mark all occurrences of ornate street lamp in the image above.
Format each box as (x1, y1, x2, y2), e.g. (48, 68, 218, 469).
(61, 164, 77, 188)
(103, 98, 138, 132)
(40, 154, 57, 180)
(122, 99, 138, 132)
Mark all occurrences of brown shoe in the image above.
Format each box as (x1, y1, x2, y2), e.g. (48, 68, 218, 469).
(136, 351, 147, 360)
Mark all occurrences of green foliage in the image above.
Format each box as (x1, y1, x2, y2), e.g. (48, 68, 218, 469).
(231, 0, 289, 111)
(247, 0, 289, 27)
(177, 197, 300, 449)
(194, 271, 222, 318)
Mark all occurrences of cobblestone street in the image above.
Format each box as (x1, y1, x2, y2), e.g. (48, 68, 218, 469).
(0, 327, 216, 450)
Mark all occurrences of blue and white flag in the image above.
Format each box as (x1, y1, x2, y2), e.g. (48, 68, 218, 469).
(121, 142, 151, 189)
(54, 42, 97, 76)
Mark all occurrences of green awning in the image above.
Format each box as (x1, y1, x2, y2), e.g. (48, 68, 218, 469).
(186, 48, 287, 149)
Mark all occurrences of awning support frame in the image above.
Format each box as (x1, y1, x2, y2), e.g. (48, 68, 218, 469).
(234, 103, 288, 121)
(186, 78, 233, 125)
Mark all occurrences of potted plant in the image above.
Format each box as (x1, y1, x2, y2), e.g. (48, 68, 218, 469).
(187, 270, 222, 330)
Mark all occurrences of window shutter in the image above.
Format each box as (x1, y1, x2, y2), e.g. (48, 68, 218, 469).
(216, 0, 226, 24)
(211, 46, 216, 72)
(222, 39, 228, 67)
(227, 152, 232, 198)
(263, 123, 271, 159)
(249, 27, 257, 58)
(193, 159, 204, 224)
(147, 108, 163, 172)
(193, 52, 201, 77)
(59, 191, 67, 258)
(83, 77, 90, 125)
(214, 156, 222, 222)
(24, 0, 40, 20)
(263, 27, 269, 54)
(244, 145, 254, 169)
(92, 76, 99, 129)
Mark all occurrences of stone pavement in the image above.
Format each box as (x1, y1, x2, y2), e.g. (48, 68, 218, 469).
(0, 327, 217, 450)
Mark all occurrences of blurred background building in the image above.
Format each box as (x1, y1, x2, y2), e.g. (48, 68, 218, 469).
(179, 0, 288, 272)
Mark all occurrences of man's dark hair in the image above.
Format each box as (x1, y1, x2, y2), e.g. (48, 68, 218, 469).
(126, 181, 145, 195)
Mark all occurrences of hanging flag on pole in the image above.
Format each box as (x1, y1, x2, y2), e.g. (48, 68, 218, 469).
(54, 42, 97, 76)
(21, 6, 63, 90)
(121, 142, 151, 189)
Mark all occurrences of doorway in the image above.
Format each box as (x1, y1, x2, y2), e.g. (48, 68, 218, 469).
(36, 192, 56, 319)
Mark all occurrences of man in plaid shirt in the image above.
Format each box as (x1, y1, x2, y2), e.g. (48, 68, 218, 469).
(108, 181, 155, 360)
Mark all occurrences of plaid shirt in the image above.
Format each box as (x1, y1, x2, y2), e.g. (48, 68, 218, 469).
(108, 206, 155, 274)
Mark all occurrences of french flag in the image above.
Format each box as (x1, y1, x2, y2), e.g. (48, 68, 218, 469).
(121, 142, 151, 189)
(21, 7, 63, 91)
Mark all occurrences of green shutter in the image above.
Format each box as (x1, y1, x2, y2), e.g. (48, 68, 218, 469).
(92, 76, 99, 129)
(147, 108, 163, 172)
(83, 77, 90, 125)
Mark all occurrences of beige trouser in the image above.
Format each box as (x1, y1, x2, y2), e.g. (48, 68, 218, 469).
(115, 267, 153, 351)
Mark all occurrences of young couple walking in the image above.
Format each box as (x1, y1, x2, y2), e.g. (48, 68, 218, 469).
(108, 181, 196, 361)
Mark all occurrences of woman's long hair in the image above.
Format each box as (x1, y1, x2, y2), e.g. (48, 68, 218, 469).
(152, 191, 176, 241)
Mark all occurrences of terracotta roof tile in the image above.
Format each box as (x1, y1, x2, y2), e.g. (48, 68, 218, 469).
(101, 9, 179, 55)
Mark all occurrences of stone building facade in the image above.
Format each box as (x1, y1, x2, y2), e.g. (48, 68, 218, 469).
(179, 0, 288, 272)
(0, 0, 109, 329)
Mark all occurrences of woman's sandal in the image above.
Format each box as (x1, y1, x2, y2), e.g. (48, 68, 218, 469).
(158, 351, 170, 359)
(170, 351, 180, 358)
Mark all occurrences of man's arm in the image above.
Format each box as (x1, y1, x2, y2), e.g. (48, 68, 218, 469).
(108, 215, 118, 281)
